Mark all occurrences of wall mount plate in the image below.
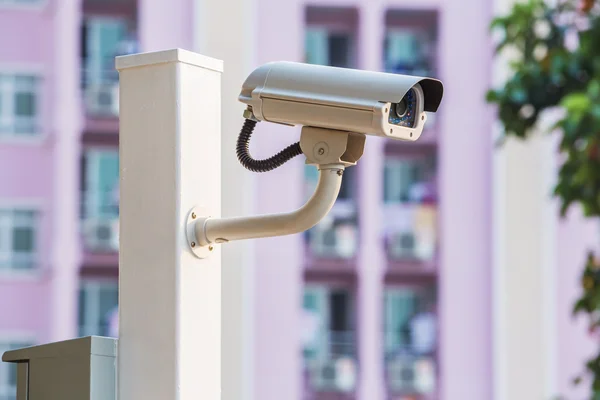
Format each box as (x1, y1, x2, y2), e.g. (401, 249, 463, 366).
(186, 206, 213, 259)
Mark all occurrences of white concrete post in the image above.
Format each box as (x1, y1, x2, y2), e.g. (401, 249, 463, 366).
(116, 49, 223, 400)
(192, 0, 257, 397)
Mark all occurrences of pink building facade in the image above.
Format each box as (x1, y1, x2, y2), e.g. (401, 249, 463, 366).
(0, 0, 596, 400)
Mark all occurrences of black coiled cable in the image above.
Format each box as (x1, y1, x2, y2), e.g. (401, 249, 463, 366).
(236, 119, 303, 173)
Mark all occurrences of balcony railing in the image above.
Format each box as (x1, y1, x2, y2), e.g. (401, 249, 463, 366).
(81, 190, 119, 253)
(83, 69, 120, 117)
(82, 39, 138, 117)
(383, 203, 437, 262)
(306, 200, 358, 259)
(304, 331, 357, 393)
(384, 326, 437, 396)
(385, 351, 437, 396)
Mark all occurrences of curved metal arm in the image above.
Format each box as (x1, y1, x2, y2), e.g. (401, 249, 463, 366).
(195, 164, 344, 246)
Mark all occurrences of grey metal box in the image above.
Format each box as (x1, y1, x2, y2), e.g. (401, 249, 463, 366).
(1, 336, 117, 400)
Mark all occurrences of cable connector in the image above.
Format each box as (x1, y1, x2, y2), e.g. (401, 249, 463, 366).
(242, 107, 259, 122)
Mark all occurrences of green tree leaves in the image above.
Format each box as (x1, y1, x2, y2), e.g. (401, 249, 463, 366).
(488, 0, 600, 395)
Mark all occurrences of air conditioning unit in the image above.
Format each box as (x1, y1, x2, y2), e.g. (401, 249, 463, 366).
(312, 360, 337, 391)
(309, 223, 356, 258)
(310, 358, 356, 392)
(85, 84, 119, 116)
(387, 358, 416, 393)
(83, 218, 119, 252)
(388, 357, 436, 395)
(310, 226, 337, 258)
(389, 231, 416, 259)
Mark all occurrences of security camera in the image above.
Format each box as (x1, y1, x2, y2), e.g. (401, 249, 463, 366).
(239, 61, 443, 142)
(186, 61, 444, 257)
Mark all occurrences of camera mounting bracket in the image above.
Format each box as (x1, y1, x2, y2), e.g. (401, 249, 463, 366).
(186, 127, 366, 258)
(300, 126, 365, 167)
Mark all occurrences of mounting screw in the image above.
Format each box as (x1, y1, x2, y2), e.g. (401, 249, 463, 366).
(191, 242, 196, 248)
(191, 212, 197, 219)
(209, 246, 214, 251)
(318, 148, 325, 155)
(337, 170, 343, 176)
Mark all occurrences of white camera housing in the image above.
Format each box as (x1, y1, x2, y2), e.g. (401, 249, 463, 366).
(187, 61, 445, 258)
(239, 61, 443, 141)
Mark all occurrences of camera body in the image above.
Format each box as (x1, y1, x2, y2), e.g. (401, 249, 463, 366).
(239, 61, 443, 141)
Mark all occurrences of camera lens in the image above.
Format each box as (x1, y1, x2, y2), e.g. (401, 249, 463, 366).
(388, 88, 416, 128)
(394, 99, 408, 118)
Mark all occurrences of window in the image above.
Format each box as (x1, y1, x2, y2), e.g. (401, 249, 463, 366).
(329, 290, 351, 332)
(82, 17, 134, 86)
(81, 150, 119, 252)
(0, 341, 33, 400)
(305, 7, 357, 69)
(384, 30, 432, 76)
(0, 74, 40, 137)
(83, 150, 119, 219)
(384, 155, 436, 204)
(383, 154, 437, 261)
(303, 288, 326, 360)
(384, 289, 419, 353)
(81, 17, 137, 116)
(0, 209, 38, 271)
(306, 28, 354, 68)
(384, 287, 437, 395)
(384, 10, 438, 77)
(302, 287, 355, 360)
(78, 280, 118, 337)
(302, 287, 357, 392)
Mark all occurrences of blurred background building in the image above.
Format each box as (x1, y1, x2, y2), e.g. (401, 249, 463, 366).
(0, 0, 598, 400)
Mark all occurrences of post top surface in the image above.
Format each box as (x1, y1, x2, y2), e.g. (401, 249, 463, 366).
(116, 48, 223, 73)
(2, 336, 117, 363)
